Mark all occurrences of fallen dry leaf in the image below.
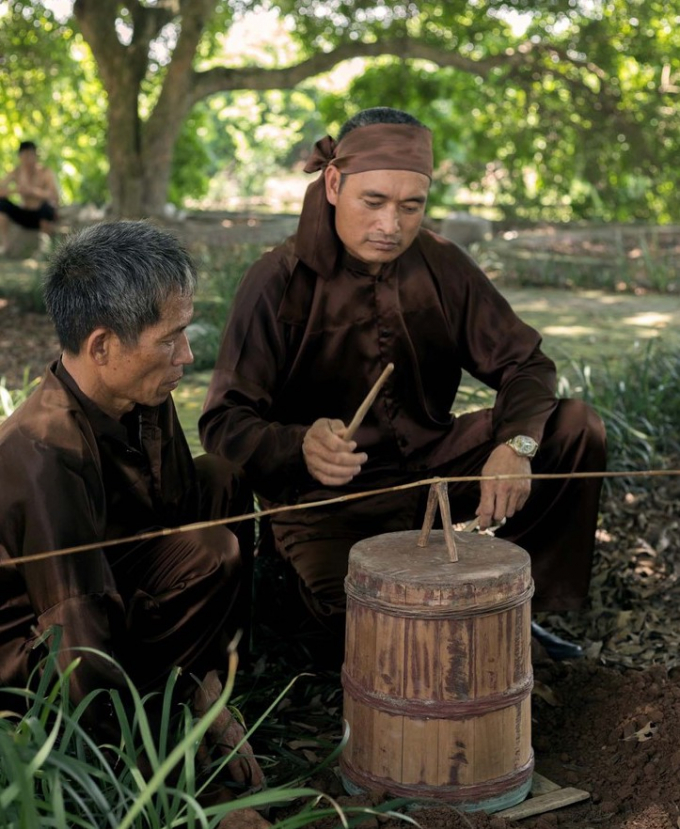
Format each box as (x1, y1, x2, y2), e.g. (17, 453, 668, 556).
(622, 721, 658, 742)
(287, 739, 322, 750)
(532, 680, 561, 707)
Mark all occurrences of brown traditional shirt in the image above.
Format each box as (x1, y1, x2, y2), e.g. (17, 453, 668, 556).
(0, 360, 198, 713)
(200, 229, 557, 502)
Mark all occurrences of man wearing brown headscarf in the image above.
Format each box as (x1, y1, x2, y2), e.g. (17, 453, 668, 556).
(200, 107, 607, 662)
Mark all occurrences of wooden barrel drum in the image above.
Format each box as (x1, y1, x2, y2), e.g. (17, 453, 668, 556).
(340, 528, 535, 813)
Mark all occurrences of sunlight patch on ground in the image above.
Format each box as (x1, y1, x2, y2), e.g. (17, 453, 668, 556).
(622, 312, 673, 328)
(543, 325, 600, 337)
(505, 297, 554, 311)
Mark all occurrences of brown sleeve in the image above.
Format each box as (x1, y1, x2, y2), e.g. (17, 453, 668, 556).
(421, 232, 558, 443)
(199, 249, 309, 501)
(459, 280, 557, 443)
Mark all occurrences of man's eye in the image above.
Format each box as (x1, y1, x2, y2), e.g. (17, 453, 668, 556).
(364, 200, 382, 208)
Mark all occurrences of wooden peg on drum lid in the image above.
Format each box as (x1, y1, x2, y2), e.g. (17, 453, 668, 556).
(417, 480, 458, 562)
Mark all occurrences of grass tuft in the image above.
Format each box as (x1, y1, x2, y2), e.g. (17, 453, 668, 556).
(0, 630, 418, 827)
(556, 341, 680, 490)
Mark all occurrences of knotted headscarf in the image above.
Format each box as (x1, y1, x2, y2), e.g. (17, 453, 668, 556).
(294, 122, 433, 276)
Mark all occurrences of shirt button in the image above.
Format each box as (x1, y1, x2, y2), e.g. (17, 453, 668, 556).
(380, 329, 390, 338)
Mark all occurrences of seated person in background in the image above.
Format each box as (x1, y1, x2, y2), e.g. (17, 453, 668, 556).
(199, 106, 607, 664)
(0, 139, 60, 253)
(0, 220, 263, 790)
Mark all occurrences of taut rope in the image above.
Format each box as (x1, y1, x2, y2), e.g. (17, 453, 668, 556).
(1, 467, 678, 568)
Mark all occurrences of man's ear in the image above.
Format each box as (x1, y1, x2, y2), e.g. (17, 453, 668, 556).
(85, 328, 114, 366)
(324, 166, 341, 206)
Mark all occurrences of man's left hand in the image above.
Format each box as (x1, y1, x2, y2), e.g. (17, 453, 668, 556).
(475, 444, 532, 530)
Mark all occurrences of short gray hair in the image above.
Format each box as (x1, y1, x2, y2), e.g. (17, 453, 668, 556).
(44, 220, 197, 354)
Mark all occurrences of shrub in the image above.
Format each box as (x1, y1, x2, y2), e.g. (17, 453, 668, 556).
(557, 342, 680, 490)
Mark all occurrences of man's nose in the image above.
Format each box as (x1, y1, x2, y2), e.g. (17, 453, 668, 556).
(376, 206, 399, 235)
(174, 331, 194, 365)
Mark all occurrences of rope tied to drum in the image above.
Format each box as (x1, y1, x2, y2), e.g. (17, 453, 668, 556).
(1, 467, 679, 568)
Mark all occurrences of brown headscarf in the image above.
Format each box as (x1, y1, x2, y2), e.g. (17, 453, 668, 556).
(294, 122, 433, 276)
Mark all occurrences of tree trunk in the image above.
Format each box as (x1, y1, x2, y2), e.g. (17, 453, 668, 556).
(107, 134, 145, 218)
(139, 130, 179, 217)
(107, 106, 181, 218)
(74, 0, 185, 218)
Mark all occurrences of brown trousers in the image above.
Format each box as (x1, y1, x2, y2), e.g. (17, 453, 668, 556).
(270, 400, 606, 636)
(0, 456, 254, 736)
(106, 454, 254, 693)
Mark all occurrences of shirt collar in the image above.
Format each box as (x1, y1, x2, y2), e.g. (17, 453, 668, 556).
(54, 358, 149, 447)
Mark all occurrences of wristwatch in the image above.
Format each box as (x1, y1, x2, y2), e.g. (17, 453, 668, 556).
(505, 435, 538, 459)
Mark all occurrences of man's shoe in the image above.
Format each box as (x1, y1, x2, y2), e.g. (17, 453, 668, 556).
(531, 621, 584, 661)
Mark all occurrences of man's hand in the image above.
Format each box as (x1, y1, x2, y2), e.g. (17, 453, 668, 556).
(476, 444, 532, 530)
(302, 418, 367, 486)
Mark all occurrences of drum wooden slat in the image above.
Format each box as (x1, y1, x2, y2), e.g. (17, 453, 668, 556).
(341, 529, 535, 813)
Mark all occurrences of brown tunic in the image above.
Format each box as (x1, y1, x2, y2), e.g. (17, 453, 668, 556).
(0, 361, 243, 733)
(200, 228, 606, 619)
(200, 230, 557, 498)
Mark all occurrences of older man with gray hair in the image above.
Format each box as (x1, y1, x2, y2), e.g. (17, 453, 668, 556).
(0, 220, 263, 793)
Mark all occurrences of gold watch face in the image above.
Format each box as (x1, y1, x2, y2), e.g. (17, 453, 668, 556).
(509, 436, 538, 456)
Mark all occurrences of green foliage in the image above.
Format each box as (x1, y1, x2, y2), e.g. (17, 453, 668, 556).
(0, 369, 39, 421)
(314, 1, 680, 223)
(0, 1, 108, 206)
(557, 342, 680, 490)
(0, 628, 408, 827)
(167, 108, 216, 207)
(199, 88, 323, 201)
(3, 0, 676, 220)
(186, 243, 268, 371)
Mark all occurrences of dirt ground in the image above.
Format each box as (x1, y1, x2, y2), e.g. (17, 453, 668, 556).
(2, 224, 680, 829)
(253, 475, 680, 829)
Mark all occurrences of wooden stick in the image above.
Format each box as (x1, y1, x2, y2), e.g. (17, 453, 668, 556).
(417, 483, 439, 548)
(6, 468, 680, 568)
(497, 787, 590, 820)
(531, 773, 563, 796)
(344, 363, 394, 440)
(436, 482, 458, 562)
(417, 481, 458, 562)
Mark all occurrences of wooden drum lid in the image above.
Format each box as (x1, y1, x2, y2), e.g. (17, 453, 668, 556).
(340, 525, 535, 813)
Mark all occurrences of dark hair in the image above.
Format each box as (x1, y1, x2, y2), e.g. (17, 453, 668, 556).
(18, 140, 37, 153)
(44, 221, 197, 354)
(337, 108, 426, 142)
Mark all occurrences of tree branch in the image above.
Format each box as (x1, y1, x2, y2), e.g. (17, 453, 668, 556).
(188, 36, 612, 105)
(127, 0, 176, 48)
(145, 0, 219, 151)
(73, 0, 126, 88)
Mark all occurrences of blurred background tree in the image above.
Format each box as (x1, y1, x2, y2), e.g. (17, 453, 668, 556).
(0, 0, 676, 222)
